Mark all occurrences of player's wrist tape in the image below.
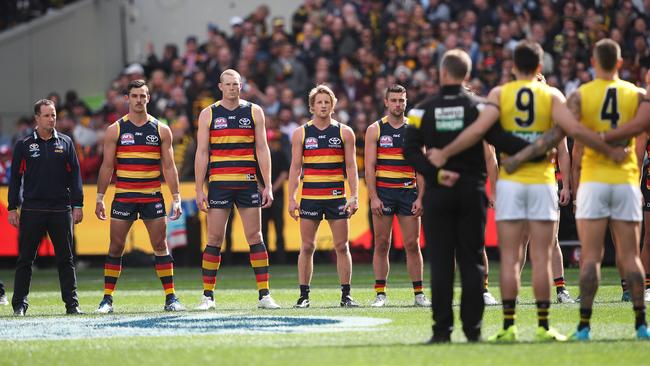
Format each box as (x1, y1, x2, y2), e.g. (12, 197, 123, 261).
(96, 193, 104, 203)
(348, 196, 358, 203)
(172, 193, 181, 202)
(437, 170, 444, 184)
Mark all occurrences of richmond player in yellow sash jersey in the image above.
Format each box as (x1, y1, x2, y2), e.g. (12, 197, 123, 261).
(567, 39, 650, 340)
(427, 41, 625, 342)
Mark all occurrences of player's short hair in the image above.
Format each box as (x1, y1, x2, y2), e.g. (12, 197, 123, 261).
(220, 69, 242, 83)
(384, 84, 406, 99)
(126, 79, 148, 94)
(308, 84, 338, 113)
(513, 40, 544, 75)
(593, 38, 621, 72)
(33, 99, 55, 115)
(440, 49, 472, 81)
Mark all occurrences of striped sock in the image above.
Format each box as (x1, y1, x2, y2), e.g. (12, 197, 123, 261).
(579, 307, 592, 330)
(554, 277, 566, 294)
(374, 280, 386, 296)
(645, 274, 650, 289)
(155, 255, 175, 300)
(483, 274, 489, 293)
(103, 255, 122, 297)
(621, 279, 628, 292)
(202, 245, 221, 299)
(249, 242, 270, 299)
(413, 281, 424, 296)
(536, 301, 550, 330)
(635, 305, 647, 330)
(503, 299, 516, 329)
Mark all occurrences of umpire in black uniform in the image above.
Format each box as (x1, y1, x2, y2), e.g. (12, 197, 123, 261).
(7, 99, 84, 316)
(404, 50, 530, 343)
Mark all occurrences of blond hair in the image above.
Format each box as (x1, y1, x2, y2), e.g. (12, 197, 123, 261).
(220, 69, 241, 83)
(308, 84, 338, 113)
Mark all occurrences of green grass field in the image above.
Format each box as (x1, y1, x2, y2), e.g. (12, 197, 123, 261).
(0, 262, 648, 366)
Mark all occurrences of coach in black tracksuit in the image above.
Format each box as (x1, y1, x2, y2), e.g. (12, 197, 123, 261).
(404, 50, 531, 343)
(7, 99, 84, 316)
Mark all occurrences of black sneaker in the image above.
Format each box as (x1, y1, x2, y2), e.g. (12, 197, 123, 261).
(13, 305, 26, 316)
(66, 306, 84, 315)
(294, 296, 310, 308)
(340, 295, 359, 307)
(425, 335, 451, 344)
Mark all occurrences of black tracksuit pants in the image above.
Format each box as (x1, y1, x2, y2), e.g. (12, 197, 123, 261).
(424, 183, 486, 339)
(12, 209, 79, 310)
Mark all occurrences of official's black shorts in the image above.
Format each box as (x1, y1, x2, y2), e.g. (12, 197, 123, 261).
(208, 185, 261, 209)
(377, 187, 418, 216)
(111, 200, 166, 220)
(300, 198, 348, 221)
(641, 174, 650, 212)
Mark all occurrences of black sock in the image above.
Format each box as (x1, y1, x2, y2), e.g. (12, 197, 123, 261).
(578, 307, 592, 331)
(634, 305, 647, 330)
(502, 299, 516, 329)
(300, 285, 310, 298)
(341, 284, 351, 298)
(536, 301, 550, 330)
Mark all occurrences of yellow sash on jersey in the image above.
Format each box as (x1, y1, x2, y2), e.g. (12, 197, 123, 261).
(499, 80, 555, 184)
(579, 78, 640, 185)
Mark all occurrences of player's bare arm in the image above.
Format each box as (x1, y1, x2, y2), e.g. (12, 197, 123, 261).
(428, 87, 502, 168)
(483, 142, 498, 207)
(557, 137, 571, 206)
(412, 171, 425, 216)
(342, 124, 359, 217)
(194, 107, 211, 212)
(364, 122, 383, 216)
(287, 127, 304, 220)
(95, 122, 119, 220)
(160, 123, 182, 220)
(253, 104, 274, 208)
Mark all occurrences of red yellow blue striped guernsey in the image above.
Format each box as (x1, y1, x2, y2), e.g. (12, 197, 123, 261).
(114, 115, 163, 203)
(301, 120, 346, 200)
(374, 116, 416, 189)
(209, 100, 258, 189)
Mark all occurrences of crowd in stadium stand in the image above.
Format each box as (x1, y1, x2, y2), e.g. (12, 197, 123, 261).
(3, 0, 650, 187)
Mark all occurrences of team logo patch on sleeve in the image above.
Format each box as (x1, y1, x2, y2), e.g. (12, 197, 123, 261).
(305, 137, 318, 149)
(120, 133, 135, 145)
(379, 135, 393, 147)
(214, 117, 228, 129)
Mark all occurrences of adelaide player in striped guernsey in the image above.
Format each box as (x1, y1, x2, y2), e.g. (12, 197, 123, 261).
(95, 79, 184, 313)
(364, 84, 430, 308)
(194, 69, 280, 310)
(287, 84, 360, 308)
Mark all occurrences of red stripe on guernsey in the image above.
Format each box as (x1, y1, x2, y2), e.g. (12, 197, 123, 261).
(116, 145, 160, 153)
(19, 159, 26, 174)
(115, 197, 161, 203)
(303, 168, 343, 176)
(210, 167, 257, 175)
(250, 252, 269, 261)
(377, 181, 411, 188)
(203, 253, 221, 263)
(203, 276, 216, 284)
(301, 188, 343, 196)
(116, 164, 159, 171)
(116, 181, 161, 189)
(376, 165, 414, 173)
(210, 129, 254, 137)
(210, 148, 254, 156)
(303, 148, 343, 156)
(105, 283, 116, 290)
(105, 264, 122, 271)
(155, 263, 173, 270)
(377, 147, 402, 155)
(163, 283, 174, 290)
(256, 273, 270, 282)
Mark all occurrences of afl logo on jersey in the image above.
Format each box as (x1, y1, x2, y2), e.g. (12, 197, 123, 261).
(305, 137, 318, 149)
(328, 137, 342, 147)
(121, 133, 135, 145)
(239, 118, 251, 127)
(146, 135, 159, 144)
(379, 135, 393, 148)
(214, 117, 228, 129)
